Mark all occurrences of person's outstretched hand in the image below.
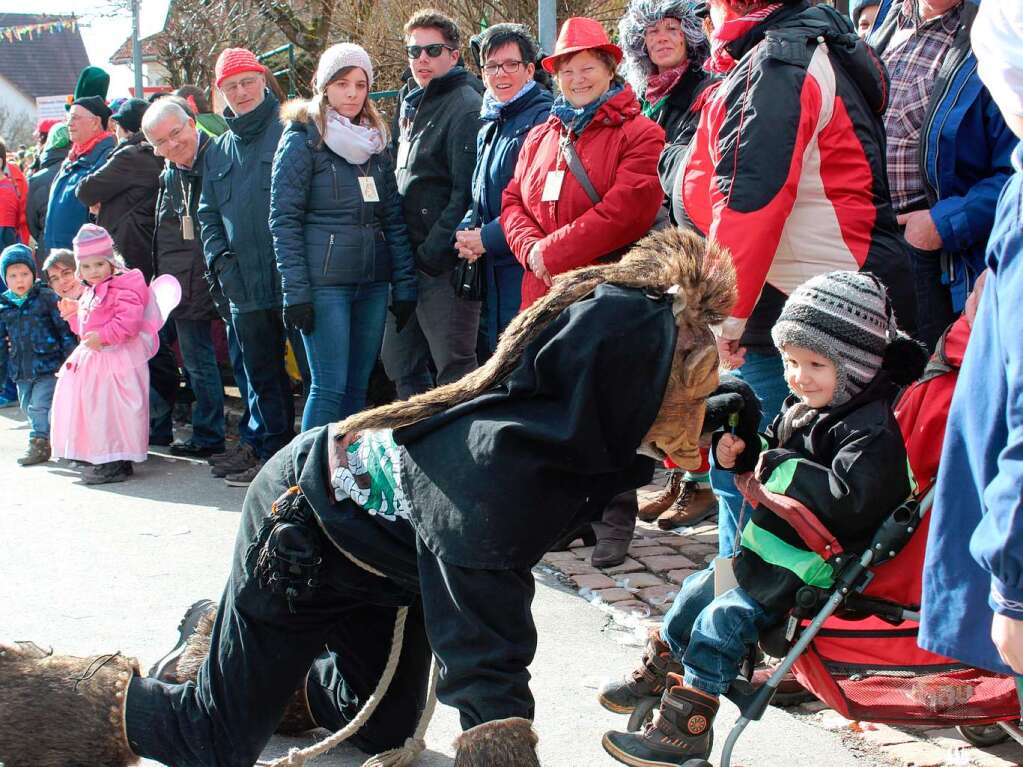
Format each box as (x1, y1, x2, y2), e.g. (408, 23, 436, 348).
(992, 613, 1023, 674)
(390, 301, 417, 333)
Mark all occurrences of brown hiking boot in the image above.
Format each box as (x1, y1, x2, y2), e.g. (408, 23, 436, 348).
(18, 436, 51, 466)
(603, 675, 719, 767)
(638, 472, 683, 522)
(0, 640, 140, 767)
(599, 628, 683, 715)
(656, 482, 718, 530)
(454, 717, 540, 766)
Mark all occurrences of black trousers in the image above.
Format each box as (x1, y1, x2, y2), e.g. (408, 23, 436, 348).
(125, 432, 537, 767)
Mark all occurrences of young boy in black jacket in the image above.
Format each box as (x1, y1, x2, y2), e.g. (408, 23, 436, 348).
(601, 270, 927, 767)
(0, 244, 78, 465)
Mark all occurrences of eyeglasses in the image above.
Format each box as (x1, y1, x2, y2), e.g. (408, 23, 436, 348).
(406, 43, 456, 59)
(150, 125, 189, 149)
(221, 76, 263, 95)
(483, 60, 525, 76)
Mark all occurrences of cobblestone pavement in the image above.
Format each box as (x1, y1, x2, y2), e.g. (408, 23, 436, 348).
(539, 484, 1023, 767)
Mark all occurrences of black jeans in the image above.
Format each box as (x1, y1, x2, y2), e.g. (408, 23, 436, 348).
(229, 309, 295, 460)
(125, 431, 538, 767)
(908, 244, 957, 352)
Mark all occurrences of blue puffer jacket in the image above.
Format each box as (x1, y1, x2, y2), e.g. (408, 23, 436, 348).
(0, 283, 77, 382)
(871, 0, 1017, 311)
(43, 135, 116, 252)
(459, 83, 554, 268)
(269, 101, 417, 306)
(197, 91, 284, 314)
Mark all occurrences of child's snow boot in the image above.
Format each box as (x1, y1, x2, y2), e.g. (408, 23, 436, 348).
(83, 461, 134, 485)
(602, 674, 719, 767)
(18, 437, 51, 466)
(599, 627, 683, 715)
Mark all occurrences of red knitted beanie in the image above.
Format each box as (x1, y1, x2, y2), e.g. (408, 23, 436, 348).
(215, 48, 264, 88)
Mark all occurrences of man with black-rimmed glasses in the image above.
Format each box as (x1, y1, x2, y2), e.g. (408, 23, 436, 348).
(381, 9, 484, 398)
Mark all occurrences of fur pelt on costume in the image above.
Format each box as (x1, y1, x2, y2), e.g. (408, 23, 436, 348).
(0, 641, 139, 767)
(453, 717, 541, 767)
(618, 0, 710, 95)
(337, 227, 736, 437)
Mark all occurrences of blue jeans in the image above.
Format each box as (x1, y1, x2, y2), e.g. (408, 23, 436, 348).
(660, 566, 779, 695)
(301, 283, 389, 430)
(230, 308, 294, 460)
(17, 375, 57, 439)
(711, 351, 788, 556)
(226, 323, 257, 449)
(2, 374, 18, 403)
(174, 319, 226, 448)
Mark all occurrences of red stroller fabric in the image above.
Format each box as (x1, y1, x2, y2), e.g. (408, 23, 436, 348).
(790, 318, 1019, 725)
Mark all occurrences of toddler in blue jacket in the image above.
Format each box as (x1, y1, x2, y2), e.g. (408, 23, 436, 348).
(0, 244, 78, 465)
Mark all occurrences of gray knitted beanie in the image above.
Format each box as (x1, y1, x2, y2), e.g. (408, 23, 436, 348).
(771, 271, 901, 406)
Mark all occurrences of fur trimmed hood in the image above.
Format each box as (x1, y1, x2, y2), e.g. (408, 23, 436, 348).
(618, 0, 710, 95)
(338, 227, 736, 437)
(279, 97, 320, 127)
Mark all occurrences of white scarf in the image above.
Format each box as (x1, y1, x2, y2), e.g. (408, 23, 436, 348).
(322, 108, 384, 164)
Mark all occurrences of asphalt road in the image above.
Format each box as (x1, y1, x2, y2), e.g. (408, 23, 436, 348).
(1, 407, 888, 766)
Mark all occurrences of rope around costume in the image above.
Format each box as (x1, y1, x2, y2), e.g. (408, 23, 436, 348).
(257, 545, 439, 767)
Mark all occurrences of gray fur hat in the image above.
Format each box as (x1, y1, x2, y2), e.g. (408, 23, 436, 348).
(771, 271, 910, 406)
(618, 0, 709, 96)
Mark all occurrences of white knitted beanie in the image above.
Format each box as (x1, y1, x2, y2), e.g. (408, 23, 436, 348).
(315, 43, 374, 92)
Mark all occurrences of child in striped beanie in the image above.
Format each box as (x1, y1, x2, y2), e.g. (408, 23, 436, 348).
(602, 271, 928, 766)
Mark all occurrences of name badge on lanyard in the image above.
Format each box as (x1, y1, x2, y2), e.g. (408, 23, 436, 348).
(359, 176, 380, 203)
(542, 170, 565, 202)
(181, 214, 195, 241)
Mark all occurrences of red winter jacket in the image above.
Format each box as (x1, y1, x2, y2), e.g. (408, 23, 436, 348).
(501, 85, 665, 308)
(0, 164, 29, 245)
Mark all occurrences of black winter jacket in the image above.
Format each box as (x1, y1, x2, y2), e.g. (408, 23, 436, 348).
(77, 133, 163, 280)
(716, 375, 915, 612)
(154, 131, 218, 321)
(269, 101, 417, 307)
(651, 67, 716, 147)
(26, 145, 68, 258)
(391, 68, 484, 275)
(0, 283, 77, 382)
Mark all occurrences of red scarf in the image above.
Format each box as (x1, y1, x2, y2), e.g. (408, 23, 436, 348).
(68, 131, 113, 162)
(644, 61, 691, 107)
(705, 3, 784, 74)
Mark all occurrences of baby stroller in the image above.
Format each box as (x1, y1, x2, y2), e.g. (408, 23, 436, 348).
(624, 486, 1022, 767)
(624, 324, 1023, 767)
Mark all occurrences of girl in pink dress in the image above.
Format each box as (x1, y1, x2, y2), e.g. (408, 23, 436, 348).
(50, 224, 154, 484)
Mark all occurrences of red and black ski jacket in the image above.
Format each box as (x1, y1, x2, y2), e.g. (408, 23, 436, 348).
(672, 2, 917, 352)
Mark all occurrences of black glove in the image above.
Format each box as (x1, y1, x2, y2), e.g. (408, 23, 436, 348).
(390, 300, 417, 333)
(283, 302, 315, 335)
(705, 375, 763, 474)
(204, 269, 231, 323)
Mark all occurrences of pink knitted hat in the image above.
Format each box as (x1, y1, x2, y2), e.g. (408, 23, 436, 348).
(73, 224, 116, 263)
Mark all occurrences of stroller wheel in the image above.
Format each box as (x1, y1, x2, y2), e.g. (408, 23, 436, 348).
(627, 695, 659, 732)
(957, 723, 1011, 747)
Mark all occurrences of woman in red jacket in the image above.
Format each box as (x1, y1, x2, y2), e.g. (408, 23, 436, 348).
(501, 16, 665, 310)
(0, 139, 29, 248)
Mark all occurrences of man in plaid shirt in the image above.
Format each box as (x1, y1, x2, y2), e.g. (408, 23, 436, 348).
(871, 0, 1016, 350)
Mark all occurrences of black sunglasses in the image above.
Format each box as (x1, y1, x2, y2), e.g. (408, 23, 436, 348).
(406, 43, 456, 59)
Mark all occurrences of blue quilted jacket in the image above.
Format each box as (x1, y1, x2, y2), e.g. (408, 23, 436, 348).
(269, 101, 416, 306)
(43, 135, 115, 252)
(0, 283, 77, 382)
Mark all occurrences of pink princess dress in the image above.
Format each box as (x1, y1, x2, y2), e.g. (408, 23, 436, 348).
(50, 270, 180, 464)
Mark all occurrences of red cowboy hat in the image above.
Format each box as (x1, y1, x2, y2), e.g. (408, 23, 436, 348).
(541, 17, 623, 73)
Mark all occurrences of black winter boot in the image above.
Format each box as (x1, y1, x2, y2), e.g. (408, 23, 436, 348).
(603, 674, 719, 767)
(599, 628, 683, 714)
(83, 461, 134, 485)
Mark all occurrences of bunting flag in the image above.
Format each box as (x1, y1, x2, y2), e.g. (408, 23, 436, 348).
(0, 18, 78, 44)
